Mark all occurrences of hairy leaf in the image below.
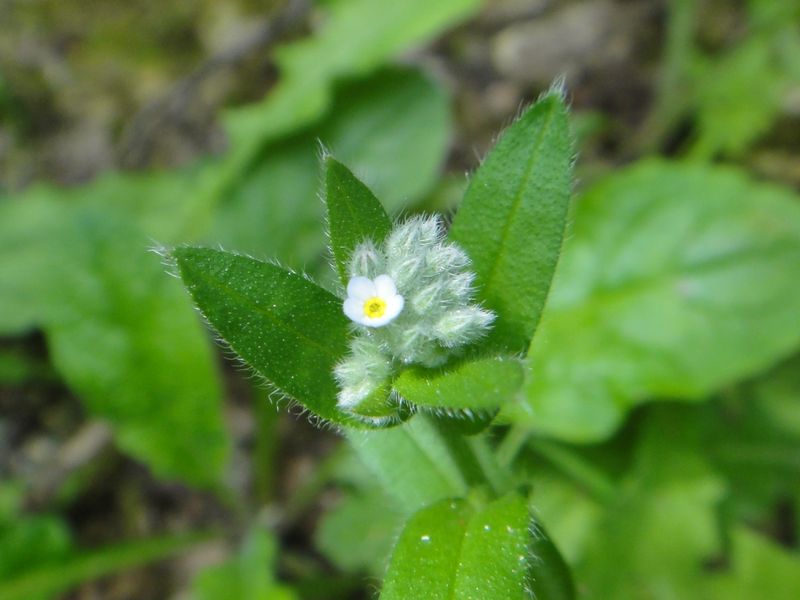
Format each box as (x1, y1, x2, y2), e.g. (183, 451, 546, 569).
(381, 494, 532, 600)
(325, 156, 392, 283)
(173, 247, 356, 426)
(449, 90, 573, 354)
(394, 357, 524, 411)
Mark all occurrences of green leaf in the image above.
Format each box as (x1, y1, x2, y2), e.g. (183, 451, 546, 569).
(346, 415, 471, 510)
(512, 160, 800, 442)
(320, 68, 451, 213)
(0, 196, 68, 334)
(0, 532, 208, 600)
(173, 247, 356, 426)
(690, 33, 800, 159)
(222, 0, 479, 158)
(531, 415, 726, 600)
(44, 210, 229, 486)
(394, 357, 524, 411)
(211, 68, 451, 269)
(315, 485, 404, 576)
(705, 528, 800, 600)
(380, 493, 532, 600)
(528, 524, 576, 600)
(0, 197, 229, 485)
(449, 90, 573, 354)
(193, 528, 297, 600)
(324, 156, 392, 283)
(0, 513, 72, 596)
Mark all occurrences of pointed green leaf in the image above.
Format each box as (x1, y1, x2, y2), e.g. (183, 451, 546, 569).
(173, 247, 356, 426)
(450, 90, 573, 355)
(394, 357, 524, 411)
(324, 156, 392, 283)
(381, 494, 532, 600)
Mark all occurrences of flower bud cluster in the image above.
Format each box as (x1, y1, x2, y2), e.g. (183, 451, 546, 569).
(334, 215, 495, 421)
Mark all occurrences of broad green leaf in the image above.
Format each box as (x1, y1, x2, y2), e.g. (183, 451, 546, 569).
(394, 357, 524, 411)
(44, 210, 229, 486)
(705, 528, 800, 600)
(0, 532, 208, 600)
(449, 90, 573, 354)
(0, 197, 228, 485)
(212, 68, 450, 269)
(0, 196, 69, 334)
(512, 160, 800, 442)
(320, 68, 451, 212)
(324, 156, 392, 283)
(531, 416, 726, 600)
(381, 494, 532, 600)
(346, 415, 472, 510)
(173, 247, 355, 426)
(222, 0, 478, 157)
(193, 528, 297, 600)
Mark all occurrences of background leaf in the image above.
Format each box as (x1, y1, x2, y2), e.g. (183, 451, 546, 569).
(210, 67, 451, 271)
(0, 199, 229, 486)
(449, 90, 573, 355)
(192, 528, 297, 600)
(510, 160, 800, 442)
(45, 210, 229, 486)
(346, 415, 472, 510)
(0, 532, 208, 600)
(222, 0, 479, 155)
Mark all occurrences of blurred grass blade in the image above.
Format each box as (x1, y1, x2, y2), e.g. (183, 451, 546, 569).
(0, 533, 209, 600)
(449, 89, 573, 355)
(324, 156, 392, 284)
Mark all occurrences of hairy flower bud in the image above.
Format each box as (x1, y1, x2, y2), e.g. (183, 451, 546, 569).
(336, 215, 495, 416)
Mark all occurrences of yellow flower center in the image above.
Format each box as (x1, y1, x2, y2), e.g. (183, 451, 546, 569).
(363, 297, 387, 319)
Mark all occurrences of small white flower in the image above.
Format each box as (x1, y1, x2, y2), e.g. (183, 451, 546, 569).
(343, 274, 404, 327)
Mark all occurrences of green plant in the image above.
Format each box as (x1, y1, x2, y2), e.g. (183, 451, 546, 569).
(172, 88, 576, 597)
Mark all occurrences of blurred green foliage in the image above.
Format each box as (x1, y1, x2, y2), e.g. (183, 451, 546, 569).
(1, 0, 799, 598)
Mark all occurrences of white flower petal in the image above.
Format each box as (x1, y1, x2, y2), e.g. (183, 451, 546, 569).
(343, 297, 365, 323)
(347, 276, 376, 301)
(383, 294, 404, 321)
(364, 314, 392, 327)
(373, 274, 397, 298)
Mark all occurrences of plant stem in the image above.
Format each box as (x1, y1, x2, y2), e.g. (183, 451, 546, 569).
(528, 438, 616, 504)
(496, 424, 532, 469)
